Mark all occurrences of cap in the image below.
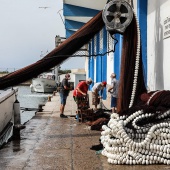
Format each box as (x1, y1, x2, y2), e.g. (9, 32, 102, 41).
(102, 81, 107, 86)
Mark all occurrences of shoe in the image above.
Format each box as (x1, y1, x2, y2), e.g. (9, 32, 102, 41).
(90, 144, 103, 151)
(60, 114, 68, 118)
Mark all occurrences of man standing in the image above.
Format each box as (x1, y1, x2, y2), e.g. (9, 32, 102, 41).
(59, 73, 72, 118)
(91, 81, 107, 110)
(108, 73, 119, 113)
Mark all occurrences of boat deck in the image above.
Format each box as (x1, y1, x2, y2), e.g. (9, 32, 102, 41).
(0, 93, 169, 170)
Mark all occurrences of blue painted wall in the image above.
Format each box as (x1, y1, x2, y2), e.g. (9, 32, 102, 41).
(66, 30, 76, 38)
(102, 28, 107, 99)
(114, 34, 122, 80)
(96, 33, 102, 83)
(63, 4, 100, 16)
(65, 19, 85, 30)
(88, 40, 95, 89)
(63, 4, 100, 38)
(137, 0, 147, 83)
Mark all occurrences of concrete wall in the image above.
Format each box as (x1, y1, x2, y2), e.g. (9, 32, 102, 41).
(147, 0, 170, 91)
(75, 74, 86, 87)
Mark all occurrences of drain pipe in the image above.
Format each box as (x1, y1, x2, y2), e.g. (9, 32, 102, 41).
(13, 99, 25, 139)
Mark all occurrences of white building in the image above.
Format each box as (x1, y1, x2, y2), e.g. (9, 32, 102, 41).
(62, 0, 170, 98)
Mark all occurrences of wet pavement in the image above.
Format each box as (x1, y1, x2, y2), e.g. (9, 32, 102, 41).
(0, 92, 169, 170)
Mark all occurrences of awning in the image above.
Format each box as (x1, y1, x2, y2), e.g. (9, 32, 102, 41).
(0, 11, 104, 89)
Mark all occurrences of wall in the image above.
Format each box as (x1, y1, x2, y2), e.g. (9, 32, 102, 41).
(75, 74, 86, 87)
(59, 72, 86, 89)
(147, 0, 170, 90)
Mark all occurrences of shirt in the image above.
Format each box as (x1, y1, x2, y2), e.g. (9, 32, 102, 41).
(110, 78, 119, 98)
(92, 82, 104, 93)
(60, 78, 70, 96)
(73, 81, 88, 97)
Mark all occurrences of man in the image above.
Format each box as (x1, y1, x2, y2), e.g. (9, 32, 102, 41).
(73, 78, 93, 120)
(59, 73, 72, 118)
(73, 78, 93, 99)
(108, 73, 119, 113)
(91, 81, 107, 110)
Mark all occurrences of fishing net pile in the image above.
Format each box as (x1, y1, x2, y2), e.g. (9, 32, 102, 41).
(101, 90, 170, 165)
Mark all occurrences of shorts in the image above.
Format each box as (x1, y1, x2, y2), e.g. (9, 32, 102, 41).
(111, 96, 117, 107)
(92, 92, 100, 105)
(60, 93, 68, 105)
(73, 96, 89, 109)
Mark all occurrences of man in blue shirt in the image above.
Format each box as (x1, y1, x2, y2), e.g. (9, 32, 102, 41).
(108, 73, 119, 113)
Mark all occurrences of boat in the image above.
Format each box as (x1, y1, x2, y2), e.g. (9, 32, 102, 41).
(30, 72, 56, 93)
(0, 88, 18, 147)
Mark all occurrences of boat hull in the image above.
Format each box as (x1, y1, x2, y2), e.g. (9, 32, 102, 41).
(0, 88, 18, 146)
(31, 78, 56, 93)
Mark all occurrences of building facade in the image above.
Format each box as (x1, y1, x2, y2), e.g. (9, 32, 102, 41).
(62, 0, 170, 100)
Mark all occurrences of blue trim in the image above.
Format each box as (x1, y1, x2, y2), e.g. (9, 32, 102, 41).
(65, 19, 85, 30)
(88, 42, 91, 79)
(137, 0, 147, 83)
(89, 40, 95, 89)
(102, 28, 107, 99)
(63, 4, 100, 17)
(114, 34, 122, 80)
(66, 30, 75, 38)
(96, 33, 102, 82)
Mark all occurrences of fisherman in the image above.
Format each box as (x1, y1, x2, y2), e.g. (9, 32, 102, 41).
(108, 73, 119, 113)
(73, 78, 93, 120)
(59, 73, 72, 118)
(91, 81, 107, 110)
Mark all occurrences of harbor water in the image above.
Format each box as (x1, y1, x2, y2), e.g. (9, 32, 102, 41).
(16, 85, 51, 124)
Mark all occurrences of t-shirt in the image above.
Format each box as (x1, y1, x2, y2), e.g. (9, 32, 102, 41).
(73, 81, 88, 97)
(60, 78, 70, 96)
(110, 78, 119, 98)
(91, 82, 104, 93)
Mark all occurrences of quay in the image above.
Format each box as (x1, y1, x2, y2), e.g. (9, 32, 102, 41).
(0, 92, 169, 170)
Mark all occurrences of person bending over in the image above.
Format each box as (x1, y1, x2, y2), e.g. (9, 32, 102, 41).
(91, 81, 107, 110)
(73, 78, 93, 120)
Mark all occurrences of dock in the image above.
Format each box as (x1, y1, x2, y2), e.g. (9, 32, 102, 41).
(0, 92, 169, 170)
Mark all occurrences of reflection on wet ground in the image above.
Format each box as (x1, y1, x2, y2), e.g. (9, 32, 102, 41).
(0, 93, 169, 170)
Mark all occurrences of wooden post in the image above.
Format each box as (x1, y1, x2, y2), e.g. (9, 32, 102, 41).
(48, 96, 51, 102)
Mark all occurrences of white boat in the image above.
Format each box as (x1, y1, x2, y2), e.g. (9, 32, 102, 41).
(0, 88, 18, 146)
(30, 73, 56, 93)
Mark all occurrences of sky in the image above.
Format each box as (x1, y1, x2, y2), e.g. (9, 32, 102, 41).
(0, 0, 85, 72)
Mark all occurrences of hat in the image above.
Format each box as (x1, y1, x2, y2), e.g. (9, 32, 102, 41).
(102, 81, 107, 86)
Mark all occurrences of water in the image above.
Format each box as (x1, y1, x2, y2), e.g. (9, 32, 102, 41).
(17, 86, 51, 124)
